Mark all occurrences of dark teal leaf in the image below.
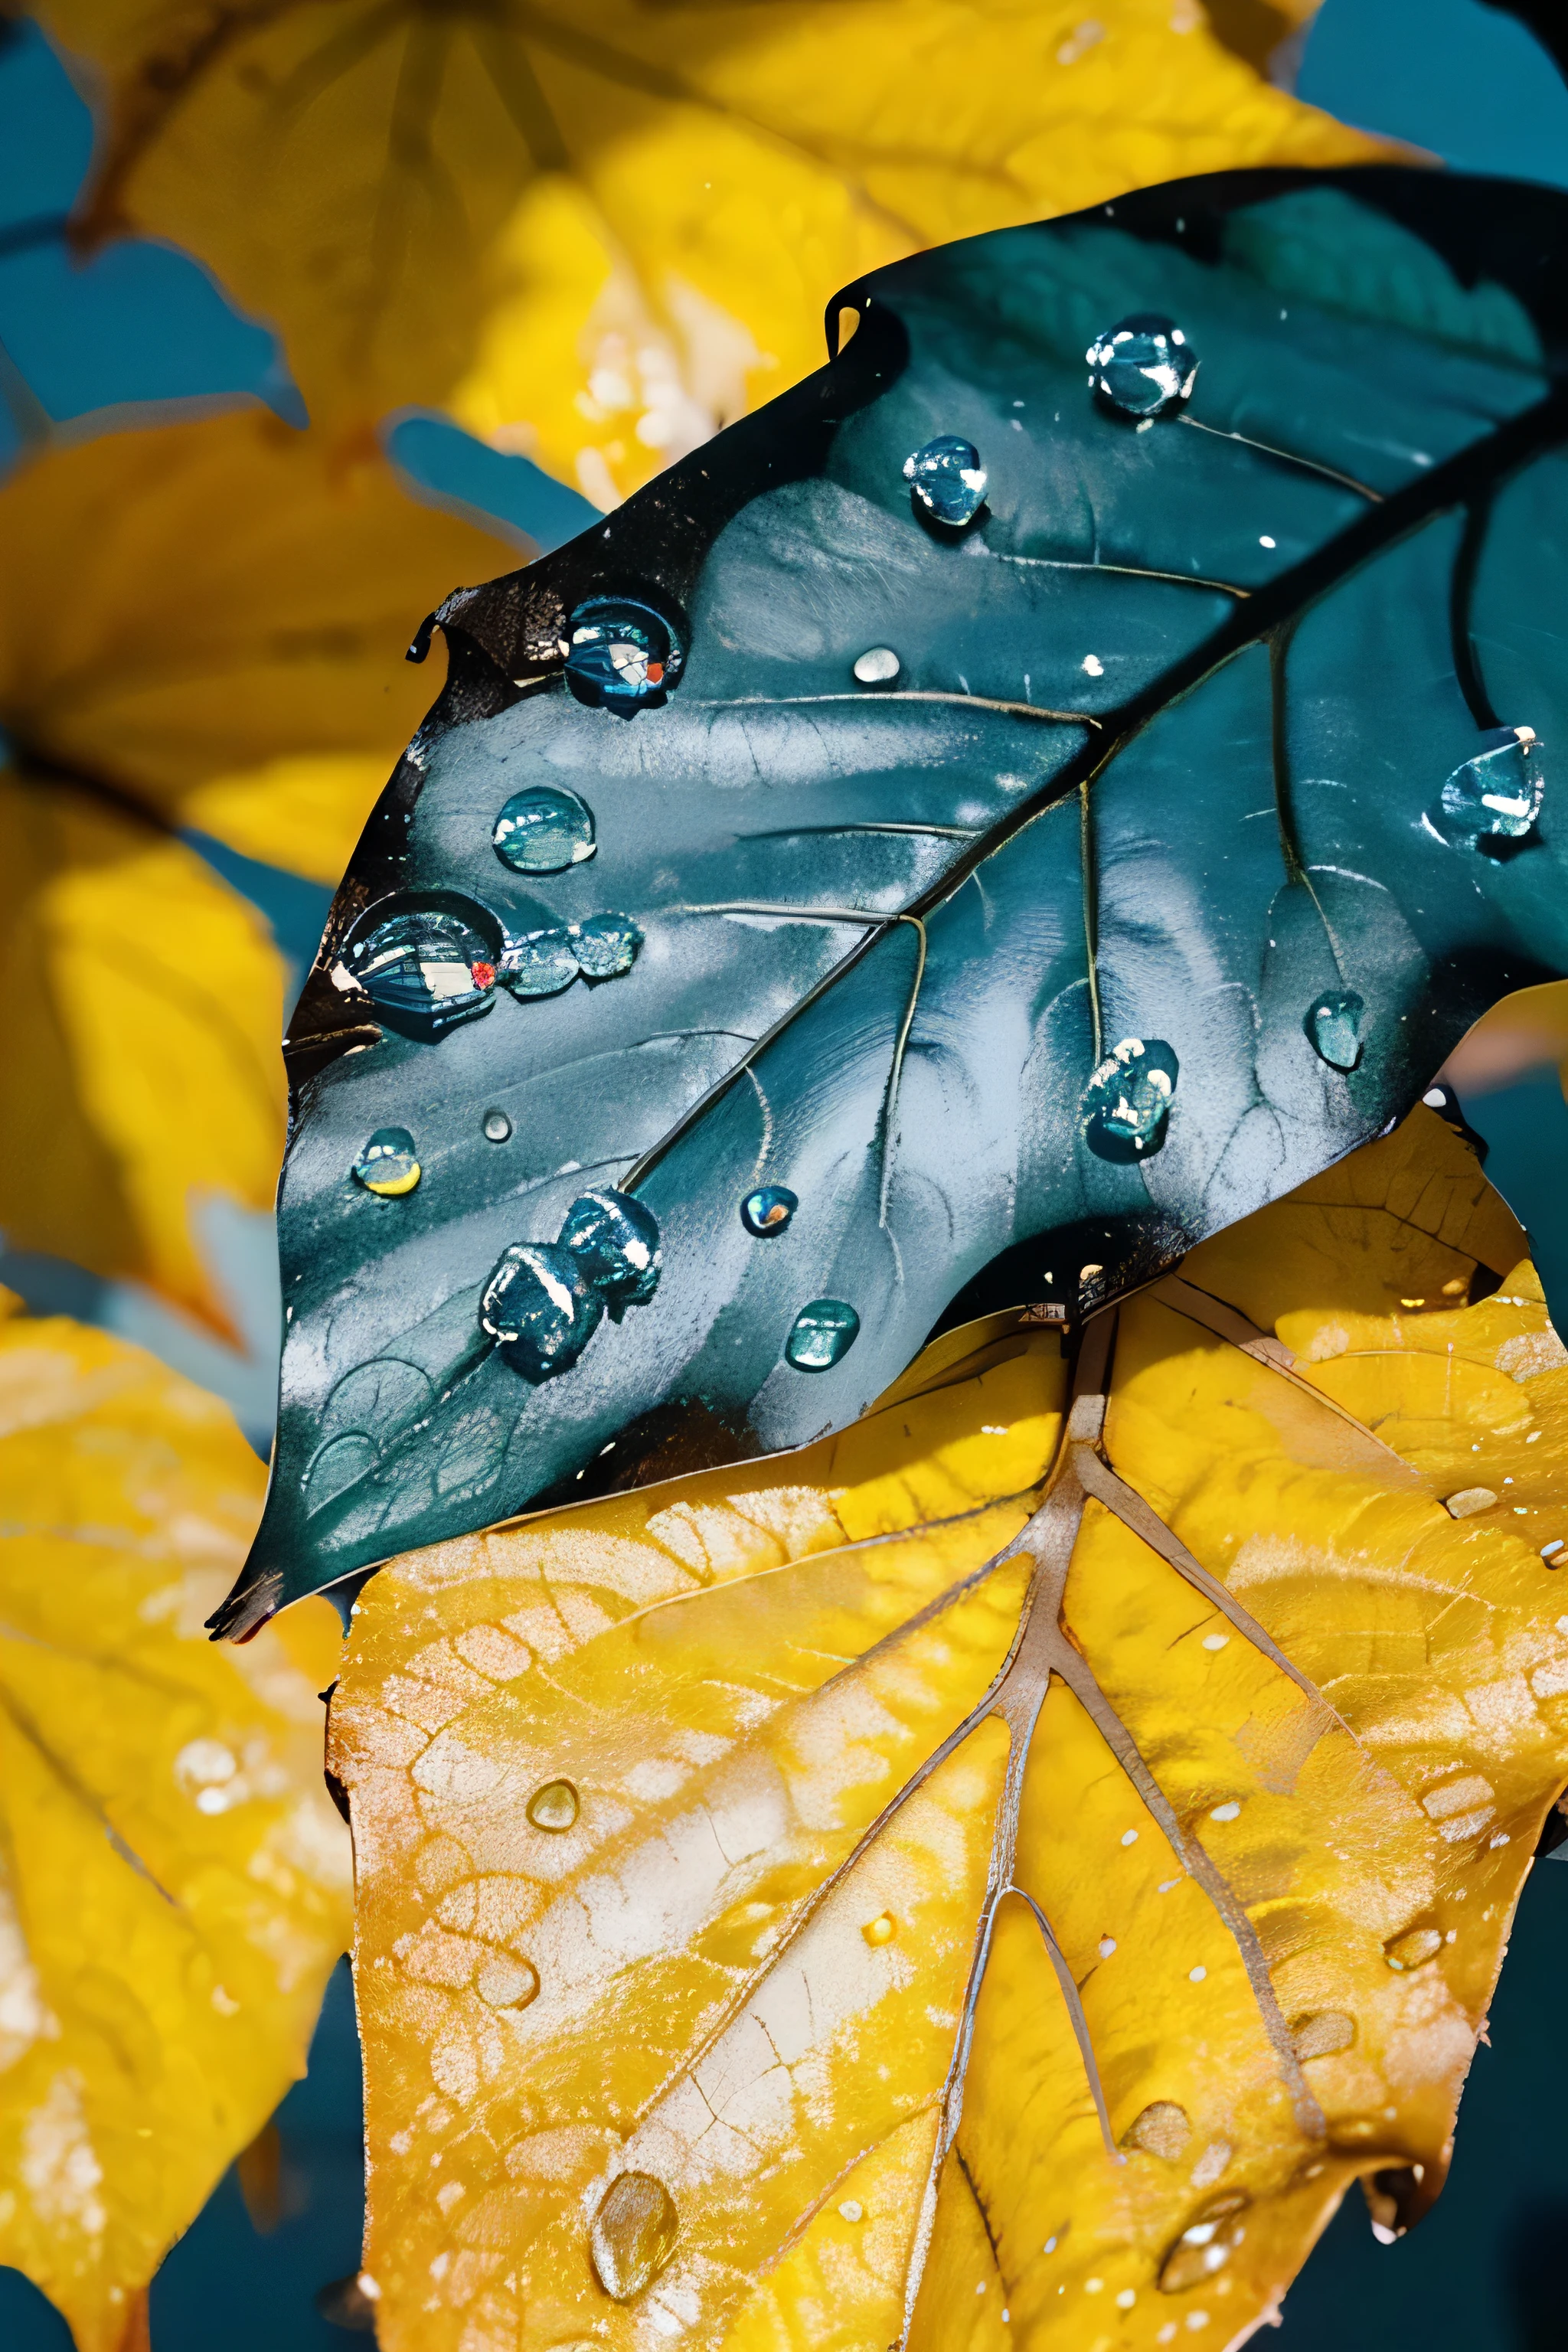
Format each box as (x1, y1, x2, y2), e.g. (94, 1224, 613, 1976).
(218, 166, 1568, 1634)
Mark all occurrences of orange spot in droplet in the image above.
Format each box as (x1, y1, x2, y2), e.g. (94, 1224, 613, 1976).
(645, 662, 665, 684)
(472, 962, 496, 989)
(863, 1913, 896, 1946)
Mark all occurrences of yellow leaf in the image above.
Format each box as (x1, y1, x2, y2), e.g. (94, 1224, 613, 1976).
(1445, 977, 1568, 1098)
(36, 0, 1390, 493)
(0, 769, 289, 1329)
(330, 1107, 1568, 2351)
(0, 407, 518, 880)
(0, 1298, 351, 2352)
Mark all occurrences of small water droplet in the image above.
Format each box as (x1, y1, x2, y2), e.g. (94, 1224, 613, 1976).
(1121, 1828, 1138, 1846)
(569, 911, 642, 979)
(1383, 1926, 1443, 1971)
(350, 903, 501, 1037)
(1201, 1633, 1229, 1651)
(482, 1109, 513, 1143)
(1087, 315, 1198, 420)
(559, 1187, 661, 1305)
(853, 645, 901, 686)
(1085, 2278, 1104, 2295)
(1157, 2196, 1249, 2294)
(590, 2171, 679, 2301)
(1307, 988, 1364, 1070)
(1082, 1037, 1178, 1160)
(527, 1779, 580, 1834)
(1081, 653, 1104, 676)
(353, 1128, 421, 1196)
(786, 1298, 861, 1370)
(493, 785, 597, 873)
(1121, 2102, 1191, 2160)
(903, 435, 988, 529)
(1433, 725, 1544, 843)
(839, 2200, 864, 2222)
(742, 1184, 798, 1236)
(500, 929, 579, 998)
(1188, 1965, 1207, 1983)
(564, 596, 683, 714)
(1117, 2290, 1137, 2309)
(1291, 2009, 1355, 2059)
(476, 1955, 540, 2009)
(863, 1912, 897, 1945)
(1210, 1802, 1241, 1823)
(1259, 534, 1276, 550)
(1445, 1485, 1497, 1518)
(480, 1243, 603, 1379)
(1098, 1936, 1117, 1958)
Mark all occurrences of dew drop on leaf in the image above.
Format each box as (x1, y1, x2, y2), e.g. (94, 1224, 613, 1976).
(1307, 989, 1365, 1070)
(1384, 1926, 1444, 1971)
(348, 905, 500, 1037)
(499, 929, 580, 998)
(526, 1779, 580, 1834)
(1157, 2195, 1250, 2293)
(564, 597, 681, 714)
(742, 1184, 798, 1236)
(785, 1298, 861, 1370)
(853, 645, 901, 686)
(352, 1129, 420, 1196)
(559, 1188, 661, 1305)
(568, 912, 642, 979)
(479, 1243, 603, 1378)
(492, 785, 596, 874)
(590, 2171, 679, 2301)
(1433, 726, 1544, 843)
(1086, 313, 1199, 419)
(1083, 1037, 1178, 1160)
(482, 1109, 512, 1143)
(902, 435, 988, 528)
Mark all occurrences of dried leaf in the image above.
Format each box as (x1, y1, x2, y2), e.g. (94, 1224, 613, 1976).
(0, 1298, 351, 2352)
(329, 1108, 1568, 2352)
(33, 0, 1387, 485)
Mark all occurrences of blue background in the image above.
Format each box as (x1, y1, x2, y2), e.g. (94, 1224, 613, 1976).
(3, 2, 1567, 2342)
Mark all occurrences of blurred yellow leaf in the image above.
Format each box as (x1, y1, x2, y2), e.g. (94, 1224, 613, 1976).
(34, 0, 1389, 499)
(0, 407, 518, 882)
(1442, 977, 1568, 1099)
(0, 769, 287, 1329)
(329, 1107, 1568, 2352)
(0, 1297, 351, 2352)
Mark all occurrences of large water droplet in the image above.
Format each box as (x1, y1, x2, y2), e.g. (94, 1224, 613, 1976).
(493, 785, 596, 874)
(853, 646, 900, 687)
(559, 1188, 661, 1305)
(527, 1779, 580, 1833)
(1383, 1926, 1443, 1971)
(1156, 2195, 1249, 2295)
(786, 1298, 860, 1370)
(348, 904, 499, 1037)
(742, 1184, 798, 1237)
(499, 929, 580, 998)
(903, 435, 987, 529)
(1082, 1037, 1178, 1161)
(1121, 2102, 1191, 2160)
(1307, 990, 1364, 1071)
(1087, 314, 1198, 420)
(353, 1128, 421, 1196)
(1434, 725, 1544, 843)
(570, 912, 642, 979)
(590, 2171, 679, 2302)
(1291, 2010, 1356, 2059)
(479, 1243, 603, 1378)
(564, 596, 683, 714)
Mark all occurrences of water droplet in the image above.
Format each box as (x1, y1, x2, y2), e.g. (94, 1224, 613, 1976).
(476, 1955, 540, 2009)
(862, 1912, 897, 1945)
(903, 434, 988, 528)
(559, 1187, 661, 1305)
(350, 903, 501, 1037)
(526, 1779, 580, 1833)
(353, 1128, 421, 1196)
(838, 2200, 864, 2223)
(569, 911, 642, 979)
(853, 645, 901, 686)
(564, 596, 683, 714)
(1087, 314, 1198, 420)
(1445, 1485, 1497, 1518)
(590, 2171, 679, 2301)
(1383, 1926, 1443, 1971)
(1188, 1965, 1207, 1983)
(786, 1298, 861, 1371)
(499, 929, 579, 998)
(1157, 2196, 1250, 2294)
(742, 1184, 798, 1236)
(1120, 1828, 1138, 1846)
(1434, 725, 1544, 843)
(493, 785, 596, 874)
(1117, 2290, 1137, 2310)
(1209, 1802, 1240, 1823)
(480, 1243, 603, 1379)
(1082, 1037, 1178, 1160)
(1098, 1935, 1117, 1958)
(1121, 2102, 1191, 2160)
(1291, 2010, 1355, 2060)
(1307, 989, 1364, 1070)
(482, 1109, 513, 1143)
(1202, 1633, 1228, 1651)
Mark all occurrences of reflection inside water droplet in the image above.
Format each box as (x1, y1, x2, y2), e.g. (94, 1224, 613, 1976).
(559, 1187, 661, 1305)
(568, 911, 642, 979)
(1157, 2196, 1249, 2294)
(742, 1184, 798, 1236)
(786, 1298, 861, 1370)
(526, 1779, 580, 1834)
(499, 929, 579, 998)
(482, 1109, 512, 1143)
(480, 1243, 603, 1379)
(353, 1128, 421, 1196)
(564, 596, 682, 714)
(1082, 1037, 1178, 1161)
(349, 904, 500, 1037)
(590, 2171, 679, 2301)
(903, 435, 988, 529)
(493, 784, 597, 873)
(1307, 989, 1364, 1071)
(1086, 314, 1198, 420)
(1434, 725, 1544, 843)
